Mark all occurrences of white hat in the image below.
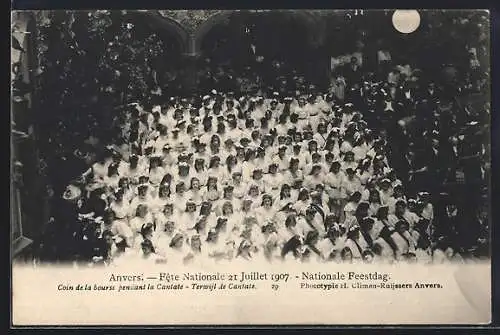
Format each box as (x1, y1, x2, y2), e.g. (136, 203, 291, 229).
(113, 236, 124, 244)
(348, 224, 360, 232)
(78, 212, 95, 220)
(63, 184, 82, 200)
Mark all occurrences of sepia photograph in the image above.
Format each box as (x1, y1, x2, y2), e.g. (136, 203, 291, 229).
(10, 8, 492, 325)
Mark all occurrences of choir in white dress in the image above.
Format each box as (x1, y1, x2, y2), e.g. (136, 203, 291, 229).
(70, 91, 442, 266)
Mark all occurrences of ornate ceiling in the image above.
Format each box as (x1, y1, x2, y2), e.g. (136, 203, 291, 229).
(157, 10, 232, 35)
(156, 9, 343, 34)
(155, 9, 339, 50)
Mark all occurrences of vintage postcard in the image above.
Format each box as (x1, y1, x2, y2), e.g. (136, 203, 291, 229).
(11, 9, 491, 325)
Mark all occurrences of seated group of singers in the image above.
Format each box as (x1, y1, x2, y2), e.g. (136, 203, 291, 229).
(57, 88, 469, 266)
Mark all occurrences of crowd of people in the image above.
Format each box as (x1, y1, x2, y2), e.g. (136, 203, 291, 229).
(38, 83, 489, 266)
(31, 11, 490, 266)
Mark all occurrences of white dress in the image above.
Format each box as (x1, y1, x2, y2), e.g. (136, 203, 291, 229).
(110, 200, 132, 219)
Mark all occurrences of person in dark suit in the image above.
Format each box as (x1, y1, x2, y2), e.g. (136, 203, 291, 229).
(345, 82, 363, 107)
(395, 81, 417, 117)
(420, 81, 441, 105)
(405, 138, 439, 196)
(343, 56, 362, 86)
(424, 136, 444, 193)
(439, 135, 463, 186)
(396, 147, 418, 197)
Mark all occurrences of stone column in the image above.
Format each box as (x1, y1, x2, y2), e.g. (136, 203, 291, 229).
(186, 33, 199, 56)
(181, 35, 201, 94)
